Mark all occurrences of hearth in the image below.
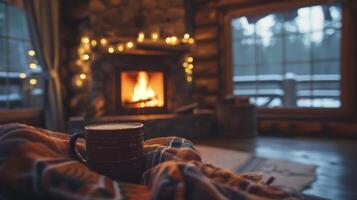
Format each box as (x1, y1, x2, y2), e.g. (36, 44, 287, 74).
(89, 48, 189, 116)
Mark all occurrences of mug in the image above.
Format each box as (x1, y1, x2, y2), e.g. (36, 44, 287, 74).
(69, 122, 145, 183)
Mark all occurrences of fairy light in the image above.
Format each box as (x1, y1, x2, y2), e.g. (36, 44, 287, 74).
(81, 36, 90, 44)
(100, 38, 108, 46)
(188, 38, 195, 44)
(165, 37, 172, 44)
(29, 63, 37, 69)
(137, 32, 145, 43)
(184, 33, 190, 39)
(19, 73, 27, 79)
(28, 50, 35, 56)
(82, 54, 90, 60)
(183, 62, 188, 68)
(171, 36, 178, 44)
(79, 73, 87, 80)
(126, 41, 134, 49)
(186, 56, 193, 63)
(151, 32, 159, 41)
(75, 79, 83, 87)
(187, 76, 192, 82)
(108, 46, 115, 53)
(91, 39, 97, 47)
(29, 79, 37, 85)
(117, 44, 124, 52)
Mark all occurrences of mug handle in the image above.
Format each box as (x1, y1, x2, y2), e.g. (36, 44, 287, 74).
(69, 131, 87, 164)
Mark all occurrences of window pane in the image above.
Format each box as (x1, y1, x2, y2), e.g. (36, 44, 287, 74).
(257, 37, 283, 65)
(232, 37, 256, 66)
(312, 30, 341, 60)
(0, 38, 6, 70)
(0, 3, 5, 36)
(231, 3, 342, 109)
(0, 3, 44, 110)
(286, 34, 310, 62)
(8, 5, 29, 39)
(8, 39, 30, 72)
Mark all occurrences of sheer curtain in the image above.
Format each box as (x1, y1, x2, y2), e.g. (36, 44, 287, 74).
(23, 0, 64, 131)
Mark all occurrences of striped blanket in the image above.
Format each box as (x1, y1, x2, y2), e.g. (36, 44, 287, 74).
(0, 123, 301, 200)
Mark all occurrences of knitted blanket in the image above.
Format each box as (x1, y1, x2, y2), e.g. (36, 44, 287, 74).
(0, 123, 301, 200)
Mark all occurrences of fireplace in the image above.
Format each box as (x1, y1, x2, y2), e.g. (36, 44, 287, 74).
(120, 71, 165, 109)
(115, 65, 168, 115)
(89, 49, 190, 117)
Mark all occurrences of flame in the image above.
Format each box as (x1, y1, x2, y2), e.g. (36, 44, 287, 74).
(131, 71, 159, 108)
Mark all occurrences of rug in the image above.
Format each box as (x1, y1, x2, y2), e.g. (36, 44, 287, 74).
(196, 145, 316, 191)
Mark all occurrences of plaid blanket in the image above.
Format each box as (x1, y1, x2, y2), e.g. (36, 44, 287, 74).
(0, 123, 301, 200)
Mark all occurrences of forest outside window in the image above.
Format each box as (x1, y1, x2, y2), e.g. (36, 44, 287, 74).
(0, 1, 44, 110)
(231, 3, 342, 108)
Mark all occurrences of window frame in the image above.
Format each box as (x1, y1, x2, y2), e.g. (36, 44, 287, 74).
(219, 0, 356, 119)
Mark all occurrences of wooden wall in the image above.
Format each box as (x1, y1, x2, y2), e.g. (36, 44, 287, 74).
(192, 0, 220, 108)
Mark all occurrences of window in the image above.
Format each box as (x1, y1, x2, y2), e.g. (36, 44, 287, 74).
(0, 1, 44, 110)
(231, 3, 342, 108)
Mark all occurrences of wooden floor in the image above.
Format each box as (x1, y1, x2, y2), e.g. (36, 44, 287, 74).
(194, 136, 357, 200)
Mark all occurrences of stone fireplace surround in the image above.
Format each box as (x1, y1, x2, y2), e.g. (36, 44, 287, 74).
(88, 48, 192, 117)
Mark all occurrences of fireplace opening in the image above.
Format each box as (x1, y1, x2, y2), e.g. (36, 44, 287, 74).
(120, 71, 165, 109)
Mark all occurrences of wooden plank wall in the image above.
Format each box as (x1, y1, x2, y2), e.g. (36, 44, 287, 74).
(192, 0, 220, 108)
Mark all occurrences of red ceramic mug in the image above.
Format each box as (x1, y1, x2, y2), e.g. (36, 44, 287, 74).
(69, 122, 145, 183)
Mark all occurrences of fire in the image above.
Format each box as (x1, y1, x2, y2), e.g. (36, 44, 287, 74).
(131, 71, 159, 108)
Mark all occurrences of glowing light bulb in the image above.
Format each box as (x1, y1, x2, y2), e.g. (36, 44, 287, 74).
(137, 32, 145, 42)
(188, 38, 195, 44)
(19, 73, 27, 79)
(126, 41, 134, 49)
(100, 38, 108, 46)
(117, 44, 124, 52)
(184, 33, 190, 39)
(187, 76, 192, 82)
(29, 63, 37, 69)
(151, 32, 159, 40)
(108, 46, 115, 53)
(28, 50, 36, 56)
(91, 40, 97, 47)
(165, 37, 172, 44)
(29, 79, 37, 85)
(186, 56, 193, 63)
(81, 36, 90, 44)
(79, 73, 87, 80)
(171, 36, 178, 44)
(82, 54, 90, 60)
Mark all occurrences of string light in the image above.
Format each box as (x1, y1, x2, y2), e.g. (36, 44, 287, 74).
(126, 41, 134, 49)
(28, 50, 36, 56)
(187, 76, 192, 82)
(151, 32, 159, 41)
(165, 37, 172, 44)
(91, 40, 97, 47)
(79, 73, 87, 80)
(29, 63, 37, 69)
(137, 32, 145, 43)
(188, 38, 195, 44)
(100, 38, 108, 46)
(108, 46, 115, 53)
(19, 73, 27, 79)
(184, 33, 190, 39)
(75, 79, 83, 87)
(81, 36, 90, 44)
(82, 54, 90, 60)
(186, 56, 193, 63)
(171, 36, 178, 44)
(29, 79, 37, 85)
(117, 44, 124, 52)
